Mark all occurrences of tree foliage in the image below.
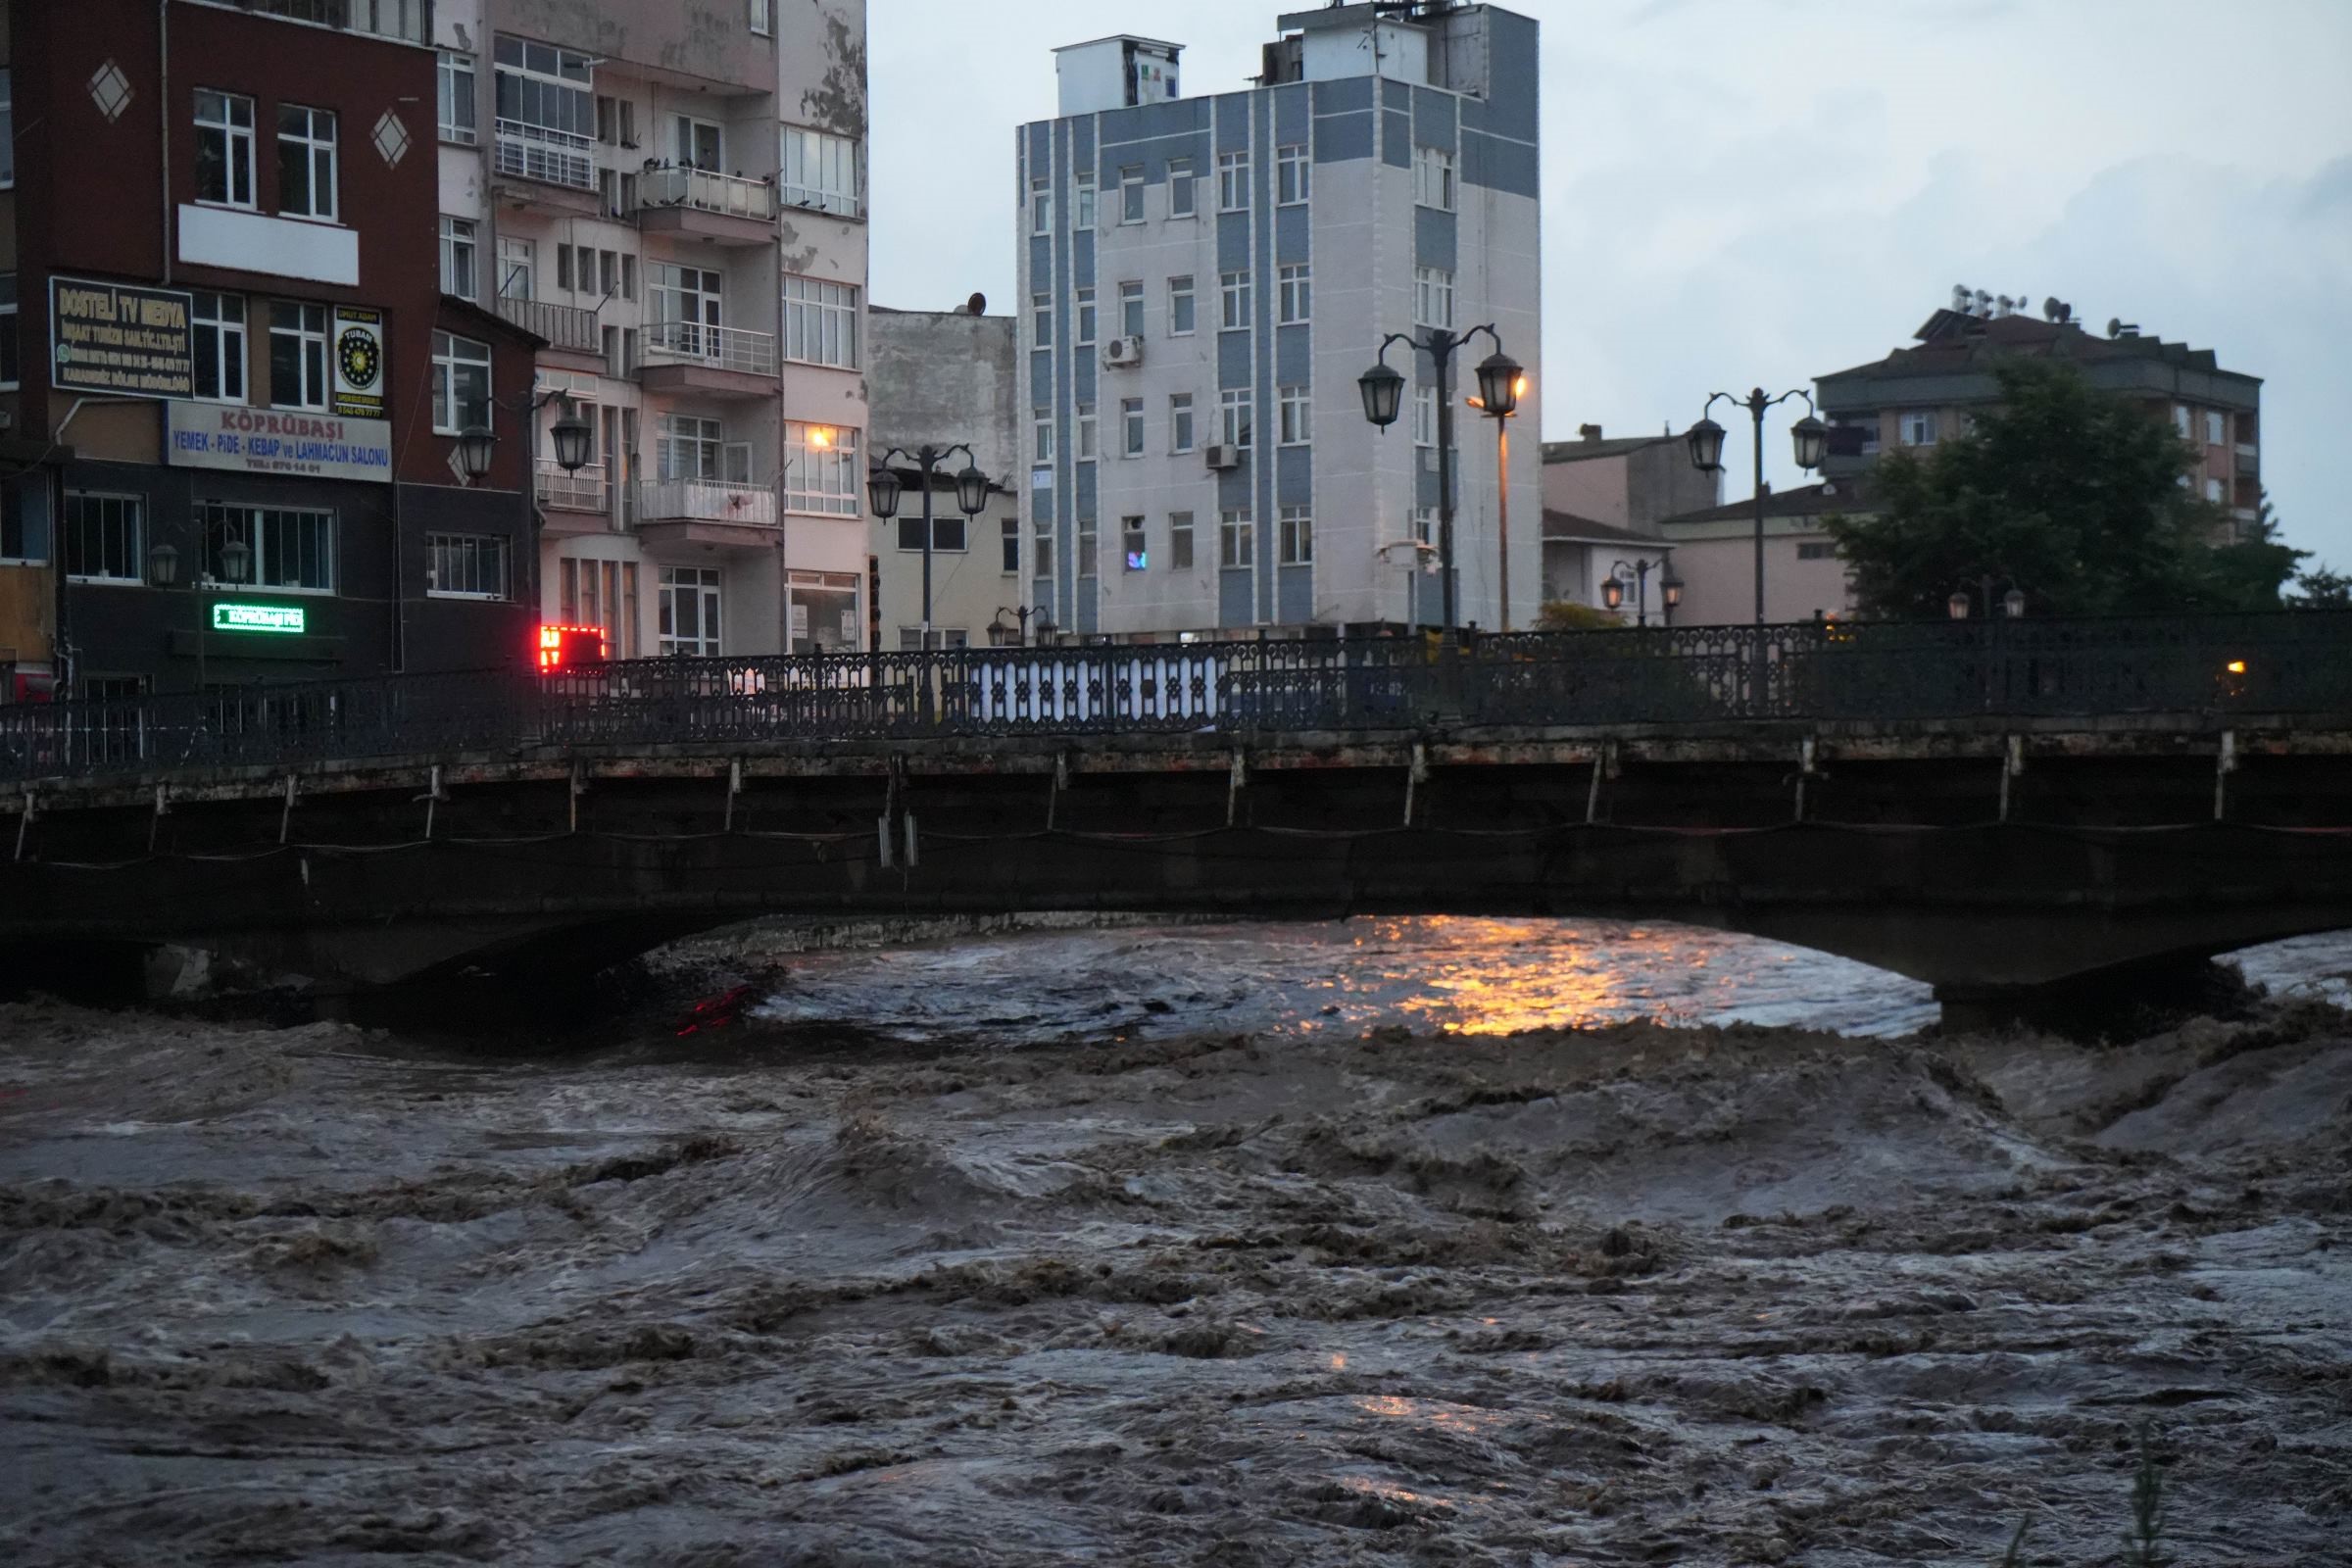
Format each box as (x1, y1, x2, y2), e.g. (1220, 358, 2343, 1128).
(1536, 600, 1625, 631)
(1823, 361, 2303, 618)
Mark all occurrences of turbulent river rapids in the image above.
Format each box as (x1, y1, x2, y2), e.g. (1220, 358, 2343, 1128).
(3, 917, 2349, 1566)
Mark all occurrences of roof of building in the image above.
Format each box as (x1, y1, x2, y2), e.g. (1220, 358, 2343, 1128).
(1540, 429, 1683, 465)
(1541, 510, 1670, 546)
(1817, 309, 2255, 388)
(1052, 34, 1184, 54)
(1654, 477, 1876, 528)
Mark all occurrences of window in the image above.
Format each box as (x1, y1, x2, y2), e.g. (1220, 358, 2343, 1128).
(2205, 476, 2226, 504)
(270, 303, 329, 410)
(1122, 398, 1146, 458)
(1170, 393, 1196, 454)
(1169, 512, 1195, 569)
(1034, 413, 1054, 464)
(1279, 385, 1311, 446)
(1414, 145, 1456, 211)
(1075, 288, 1096, 347)
(1219, 388, 1253, 449)
(1120, 166, 1146, 223)
(0, 70, 12, 188)
(1033, 514, 1054, 580)
(199, 503, 335, 593)
(658, 414, 724, 479)
(1414, 266, 1453, 328)
(497, 236, 535, 300)
(898, 506, 965, 554)
(64, 493, 146, 583)
(1279, 506, 1312, 565)
(1795, 541, 1837, 562)
(1001, 517, 1020, 574)
(649, 261, 721, 331)
(675, 115, 723, 171)
(783, 274, 859, 368)
(2172, 403, 2191, 439)
(1, 470, 47, 564)
(1030, 177, 1053, 234)
(1168, 159, 1196, 218)
(1123, 515, 1148, 570)
(195, 90, 256, 208)
(0, 274, 17, 391)
(1218, 151, 1249, 212)
(1072, 175, 1096, 231)
(1277, 143, 1309, 205)
(1076, 404, 1098, 460)
(1899, 410, 1937, 448)
(783, 422, 860, 514)
(422, 331, 491, 435)
(750, 0, 774, 37)
(1220, 270, 1251, 330)
(1077, 515, 1099, 578)
(1168, 275, 1196, 336)
(277, 104, 338, 220)
(781, 125, 861, 217)
(1031, 292, 1054, 348)
(1119, 280, 1145, 339)
(1219, 508, 1253, 568)
(190, 292, 245, 403)
(2205, 410, 2227, 446)
(1278, 264, 1310, 324)
(494, 36, 596, 187)
(1412, 506, 1435, 547)
(1412, 385, 1437, 448)
(438, 217, 477, 300)
(622, 255, 636, 301)
(659, 566, 723, 656)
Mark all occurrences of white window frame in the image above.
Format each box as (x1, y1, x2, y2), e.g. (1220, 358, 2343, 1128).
(427, 533, 508, 600)
(497, 235, 535, 301)
(1414, 145, 1456, 212)
(1001, 516, 1020, 575)
(1219, 388, 1253, 450)
(1278, 263, 1310, 324)
(1219, 508, 1253, 568)
(783, 422, 860, 516)
(1168, 159, 1196, 219)
(749, 0, 774, 37)
(1119, 280, 1145, 340)
(2205, 476, 2225, 504)
(1169, 512, 1195, 570)
(1119, 166, 1146, 224)
(1217, 151, 1249, 213)
(1030, 177, 1053, 235)
(658, 412, 725, 480)
(659, 565, 724, 657)
(63, 492, 146, 585)
(1413, 385, 1437, 448)
(1277, 143, 1309, 206)
(1031, 291, 1054, 348)
(1279, 505, 1312, 566)
(1413, 266, 1454, 329)
(1900, 410, 1938, 448)
(1279, 385, 1311, 447)
(430, 330, 493, 435)
(1168, 275, 1196, 337)
(1074, 287, 1096, 347)
(1122, 515, 1149, 571)
(2205, 410, 2227, 446)
(1076, 404, 1098, 461)
(190, 291, 245, 404)
(2172, 403, 2191, 438)
(1121, 398, 1146, 459)
(197, 503, 336, 595)
(780, 124, 862, 218)
(269, 302, 330, 411)
(782, 273, 859, 368)
(1072, 174, 1097, 231)
(1077, 515, 1099, 578)
(1220, 270, 1251, 331)
(277, 103, 338, 221)
(195, 89, 257, 209)
(674, 114, 724, 172)
(438, 216, 477, 300)
(1034, 414, 1054, 465)
(1170, 392, 1195, 455)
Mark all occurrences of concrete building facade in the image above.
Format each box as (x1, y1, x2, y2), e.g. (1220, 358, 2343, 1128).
(1015, 2, 1542, 641)
(434, 0, 869, 661)
(1653, 479, 1873, 627)
(864, 302, 1025, 650)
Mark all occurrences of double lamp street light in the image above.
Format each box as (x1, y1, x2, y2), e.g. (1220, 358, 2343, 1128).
(1686, 389, 1830, 627)
(866, 446, 991, 651)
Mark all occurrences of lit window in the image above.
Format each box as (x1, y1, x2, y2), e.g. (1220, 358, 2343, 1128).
(784, 422, 861, 514)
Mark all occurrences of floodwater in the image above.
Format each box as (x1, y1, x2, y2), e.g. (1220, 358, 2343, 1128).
(3, 916, 2349, 1566)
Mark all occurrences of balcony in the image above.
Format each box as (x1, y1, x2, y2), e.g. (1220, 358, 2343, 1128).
(2235, 442, 2260, 477)
(635, 478, 778, 550)
(638, 321, 779, 400)
(536, 463, 610, 532)
(497, 295, 603, 355)
(213, 0, 428, 43)
(636, 166, 779, 247)
(493, 120, 598, 204)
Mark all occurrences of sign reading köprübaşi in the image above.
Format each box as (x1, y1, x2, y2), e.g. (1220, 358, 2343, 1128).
(167, 402, 393, 485)
(51, 277, 196, 399)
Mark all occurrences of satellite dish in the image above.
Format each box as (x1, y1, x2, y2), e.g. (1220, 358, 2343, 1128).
(1951, 284, 1971, 312)
(967, 291, 987, 316)
(2043, 296, 2063, 321)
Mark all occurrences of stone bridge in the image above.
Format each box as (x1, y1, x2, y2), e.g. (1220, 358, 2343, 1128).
(4, 617, 2349, 1028)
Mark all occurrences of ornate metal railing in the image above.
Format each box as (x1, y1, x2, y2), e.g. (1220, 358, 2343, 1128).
(5, 614, 2350, 784)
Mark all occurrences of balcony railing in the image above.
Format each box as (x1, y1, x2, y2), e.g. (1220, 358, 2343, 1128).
(497, 295, 603, 354)
(215, 0, 428, 43)
(537, 462, 609, 514)
(643, 320, 777, 377)
(494, 119, 597, 192)
(639, 165, 779, 222)
(637, 478, 777, 527)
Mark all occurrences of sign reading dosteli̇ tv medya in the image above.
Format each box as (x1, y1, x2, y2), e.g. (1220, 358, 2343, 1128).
(168, 403, 394, 485)
(50, 277, 196, 399)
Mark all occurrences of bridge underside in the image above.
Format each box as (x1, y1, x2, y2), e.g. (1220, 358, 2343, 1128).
(5, 723, 2349, 1028)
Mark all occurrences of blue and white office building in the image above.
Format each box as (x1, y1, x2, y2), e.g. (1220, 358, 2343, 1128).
(1016, 3, 1543, 639)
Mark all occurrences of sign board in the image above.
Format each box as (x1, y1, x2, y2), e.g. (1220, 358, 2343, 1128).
(213, 603, 307, 635)
(332, 306, 388, 418)
(168, 402, 394, 485)
(51, 277, 195, 399)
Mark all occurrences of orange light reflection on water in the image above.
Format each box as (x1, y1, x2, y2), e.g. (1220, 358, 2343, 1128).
(1361, 915, 1753, 1037)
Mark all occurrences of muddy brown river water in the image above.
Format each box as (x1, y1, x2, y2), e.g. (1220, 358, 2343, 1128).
(2, 917, 2348, 1565)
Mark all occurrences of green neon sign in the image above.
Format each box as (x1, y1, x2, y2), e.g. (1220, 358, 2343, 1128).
(213, 603, 307, 634)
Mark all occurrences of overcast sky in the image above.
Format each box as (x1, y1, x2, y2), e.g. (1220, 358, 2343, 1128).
(868, 0, 2352, 570)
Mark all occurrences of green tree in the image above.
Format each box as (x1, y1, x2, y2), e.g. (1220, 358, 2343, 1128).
(1824, 361, 2302, 617)
(2289, 565, 2352, 608)
(1536, 600, 1623, 631)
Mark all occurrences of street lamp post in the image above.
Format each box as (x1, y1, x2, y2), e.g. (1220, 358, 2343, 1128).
(989, 605, 1054, 648)
(1948, 573, 2028, 711)
(1465, 371, 1531, 632)
(1599, 557, 1683, 629)
(149, 534, 252, 696)
(458, 391, 592, 661)
(1685, 388, 1829, 628)
(1359, 326, 1522, 640)
(867, 445, 989, 651)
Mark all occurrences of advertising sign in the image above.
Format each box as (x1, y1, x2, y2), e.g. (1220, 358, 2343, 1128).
(332, 306, 387, 418)
(50, 277, 195, 399)
(167, 402, 393, 485)
(213, 604, 308, 635)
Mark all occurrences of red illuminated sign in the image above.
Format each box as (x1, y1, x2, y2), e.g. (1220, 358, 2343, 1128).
(537, 624, 608, 671)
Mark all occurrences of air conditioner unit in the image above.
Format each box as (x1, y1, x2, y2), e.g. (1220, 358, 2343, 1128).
(1204, 443, 1241, 470)
(1104, 336, 1145, 368)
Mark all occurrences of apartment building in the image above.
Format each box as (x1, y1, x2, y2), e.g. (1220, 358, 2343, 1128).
(434, 0, 868, 660)
(3, 0, 541, 701)
(1015, 2, 1542, 640)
